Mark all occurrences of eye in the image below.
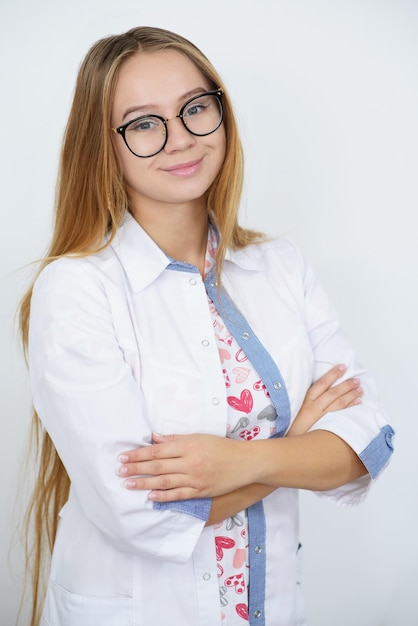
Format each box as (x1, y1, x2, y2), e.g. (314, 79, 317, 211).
(183, 96, 211, 118)
(184, 104, 206, 117)
(127, 116, 161, 132)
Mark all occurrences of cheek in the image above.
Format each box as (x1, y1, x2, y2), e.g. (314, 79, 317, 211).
(111, 132, 142, 173)
(113, 140, 150, 188)
(113, 139, 133, 177)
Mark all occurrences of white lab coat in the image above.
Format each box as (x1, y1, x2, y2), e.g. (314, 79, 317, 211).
(28, 213, 393, 626)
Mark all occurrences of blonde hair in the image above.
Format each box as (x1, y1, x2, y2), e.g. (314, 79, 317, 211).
(19, 26, 264, 626)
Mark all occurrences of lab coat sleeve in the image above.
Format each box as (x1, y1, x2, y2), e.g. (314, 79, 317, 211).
(28, 257, 206, 563)
(293, 242, 394, 505)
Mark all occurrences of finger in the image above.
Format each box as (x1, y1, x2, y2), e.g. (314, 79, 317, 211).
(307, 365, 347, 400)
(119, 440, 180, 464)
(148, 487, 198, 502)
(152, 433, 177, 443)
(123, 473, 191, 492)
(320, 378, 361, 410)
(326, 387, 364, 412)
(117, 457, 182, 478)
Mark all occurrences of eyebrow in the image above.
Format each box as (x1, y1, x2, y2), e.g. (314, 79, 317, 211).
(121, 86, 210, 122)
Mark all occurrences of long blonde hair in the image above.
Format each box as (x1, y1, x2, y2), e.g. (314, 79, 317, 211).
(19, 26, 264, 626)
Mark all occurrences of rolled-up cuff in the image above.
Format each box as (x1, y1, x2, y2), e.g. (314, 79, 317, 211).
(359, 424, 395, 479)
(153, 497, 212, 521)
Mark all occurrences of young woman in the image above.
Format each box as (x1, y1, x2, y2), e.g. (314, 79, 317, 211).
(20, 26, 394, 626)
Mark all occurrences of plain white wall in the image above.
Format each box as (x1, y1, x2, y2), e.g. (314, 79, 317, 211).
(1, 1, 417, 624)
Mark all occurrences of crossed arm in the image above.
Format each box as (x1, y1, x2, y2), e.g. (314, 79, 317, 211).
(117, 365, 368, 525)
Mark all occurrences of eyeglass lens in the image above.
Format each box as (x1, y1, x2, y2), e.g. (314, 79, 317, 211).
(123, 93, 222, 157)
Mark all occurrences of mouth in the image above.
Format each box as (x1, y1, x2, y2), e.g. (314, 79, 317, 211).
(161, 158, 203, 177)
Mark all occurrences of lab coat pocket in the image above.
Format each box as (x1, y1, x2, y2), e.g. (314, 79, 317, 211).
(296, 542, 303, 584)
(295, 543, 307, 625)
(41, 578, 134, 626)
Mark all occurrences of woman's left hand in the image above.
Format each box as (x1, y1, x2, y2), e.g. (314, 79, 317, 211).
(118, 433, 253, 501)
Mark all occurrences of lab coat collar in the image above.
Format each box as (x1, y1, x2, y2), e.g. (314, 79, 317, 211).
(110, 213, 169, 294)
(224, 244, 265, 271)
(110, 212, 263, 294)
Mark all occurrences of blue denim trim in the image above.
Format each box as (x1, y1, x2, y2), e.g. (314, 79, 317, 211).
(205, 270, 291, 437)
(153, 497, 212, 521)
(247, 502, 267, 626)
(359, 424, 395, 479)
(204, 270, 292, 626)
(166, 259, 200, 273)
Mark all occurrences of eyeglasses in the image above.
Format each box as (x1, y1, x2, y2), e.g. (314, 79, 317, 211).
(111, 89, 224, 158)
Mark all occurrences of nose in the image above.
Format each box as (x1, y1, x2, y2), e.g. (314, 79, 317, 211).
(163, 116, 195, 153)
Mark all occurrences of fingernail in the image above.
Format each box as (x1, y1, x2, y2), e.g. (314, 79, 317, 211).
(337, 364, 347, 371)
(354, 397, 362, 405)
(124, 479, 136, 489)
(118, 465, 128, 475)
(352, 377, 360, 385)
(148, 491, 157, 500)
(119, 454, 129, 462)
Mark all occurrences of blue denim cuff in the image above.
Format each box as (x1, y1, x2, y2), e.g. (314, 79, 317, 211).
(359, 424, 395, 479)
(153, 497, 212, 521)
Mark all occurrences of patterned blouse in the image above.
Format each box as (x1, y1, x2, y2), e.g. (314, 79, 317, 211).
(204, 226, 276, 624)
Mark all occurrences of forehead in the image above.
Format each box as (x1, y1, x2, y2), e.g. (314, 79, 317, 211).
(112, 49, 210, 114)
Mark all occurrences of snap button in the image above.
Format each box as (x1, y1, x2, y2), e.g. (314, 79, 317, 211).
(385, 430, 394, 449)
(254, 610, 262, 618)
(254, 545, 262, 554)
(241, 332, 250, 340)
(212, 397, 220, 405)
(273, 382, 282, 390)
(201, 339, 210, 347)
(189, 278, 197, 286)
(211, 281, 218, 287)
(203, 573, 211, 581)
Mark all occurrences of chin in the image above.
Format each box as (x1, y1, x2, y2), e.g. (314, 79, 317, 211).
(160, 180, 214, 204)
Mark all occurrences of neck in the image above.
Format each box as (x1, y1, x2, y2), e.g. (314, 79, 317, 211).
(130, 200, 209, 276)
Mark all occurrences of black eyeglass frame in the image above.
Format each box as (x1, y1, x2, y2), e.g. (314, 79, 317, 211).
(111, 89, 224, 158)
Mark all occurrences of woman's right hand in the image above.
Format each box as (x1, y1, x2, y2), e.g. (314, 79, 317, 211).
(286, 364, 363, 437)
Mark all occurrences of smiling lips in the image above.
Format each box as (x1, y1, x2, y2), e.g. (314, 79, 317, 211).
(161, 158, 203, 177)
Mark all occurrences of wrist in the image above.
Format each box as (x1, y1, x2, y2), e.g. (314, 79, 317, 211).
(247, 439, 281, 486)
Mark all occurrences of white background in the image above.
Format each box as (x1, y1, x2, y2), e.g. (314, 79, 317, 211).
(1, 1, 417, 624)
